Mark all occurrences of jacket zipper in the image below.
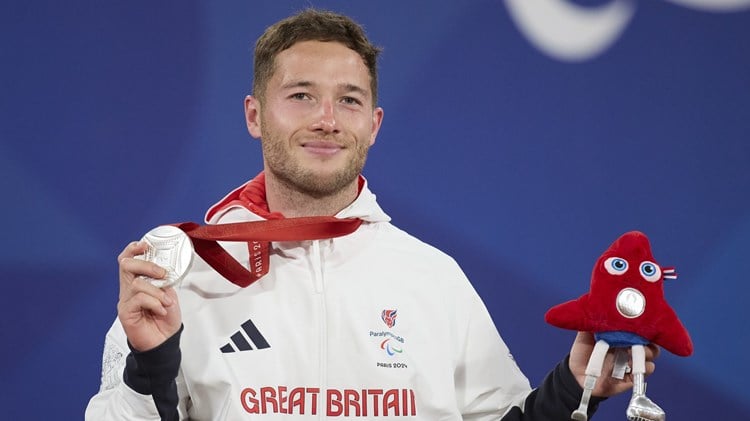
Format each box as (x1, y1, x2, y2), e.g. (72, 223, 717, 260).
(311, 239, 327, 419)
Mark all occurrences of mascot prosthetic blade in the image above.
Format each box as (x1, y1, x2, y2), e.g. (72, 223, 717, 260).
(545, 231, 692, 421)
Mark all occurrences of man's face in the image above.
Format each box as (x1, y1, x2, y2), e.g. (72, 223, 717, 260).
(245, 40, 384, 198)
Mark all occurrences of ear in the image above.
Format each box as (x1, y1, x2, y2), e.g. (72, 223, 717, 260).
(369, 106, 384, 146)
(244, 95, 262, 138)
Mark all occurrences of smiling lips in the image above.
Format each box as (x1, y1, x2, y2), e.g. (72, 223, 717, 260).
(301, 140, 343, 156)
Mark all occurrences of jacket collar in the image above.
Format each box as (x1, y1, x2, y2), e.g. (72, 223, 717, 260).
(205, 172, 391, 225)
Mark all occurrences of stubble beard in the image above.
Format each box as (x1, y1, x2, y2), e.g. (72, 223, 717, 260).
(261, 129, 370, 199)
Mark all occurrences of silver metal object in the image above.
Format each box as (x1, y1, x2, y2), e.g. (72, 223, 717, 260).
(571, 375, 597, 421)
(570, 340, 610, 421)
(616, 287, 646, 318)
(626, 373, 666, 421)
(139, 225, 193, 288)
(612, 348, 631, 379)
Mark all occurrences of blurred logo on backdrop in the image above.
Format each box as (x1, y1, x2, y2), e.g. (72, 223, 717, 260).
(504, 0, 750, 62)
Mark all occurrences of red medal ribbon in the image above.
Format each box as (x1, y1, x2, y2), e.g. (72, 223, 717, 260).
(173, 217, 362, 288)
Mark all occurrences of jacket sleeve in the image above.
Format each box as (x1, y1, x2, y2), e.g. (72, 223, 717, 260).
(500, 356, 605, 421)
(453, 274, 604, 420)
(453, 281, 534, 419)
(85, 320, 188, 421)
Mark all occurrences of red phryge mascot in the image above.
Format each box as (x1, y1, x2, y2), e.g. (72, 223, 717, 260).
(545, 231, 693, 421)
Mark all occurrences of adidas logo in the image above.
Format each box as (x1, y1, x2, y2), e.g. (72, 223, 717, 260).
(220, 318, 271, 353)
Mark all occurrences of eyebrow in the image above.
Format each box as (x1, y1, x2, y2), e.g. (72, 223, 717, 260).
(280, 80, 314, 90)
(340, 83, 369, 98)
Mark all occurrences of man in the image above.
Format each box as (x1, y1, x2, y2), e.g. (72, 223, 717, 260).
(86, 9, 657, 420)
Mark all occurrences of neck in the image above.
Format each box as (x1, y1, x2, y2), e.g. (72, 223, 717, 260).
(263, 172, 359, 218)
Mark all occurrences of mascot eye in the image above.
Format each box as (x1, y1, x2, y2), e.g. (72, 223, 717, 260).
(640, 261, 661, 283)
(604, 257, 628, 275)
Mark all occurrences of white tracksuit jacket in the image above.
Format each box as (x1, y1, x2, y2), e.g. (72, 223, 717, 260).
(86, 180, 581, 420)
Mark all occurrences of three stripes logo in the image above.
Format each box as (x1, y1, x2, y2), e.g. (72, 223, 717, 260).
(220, 319, 270, 353)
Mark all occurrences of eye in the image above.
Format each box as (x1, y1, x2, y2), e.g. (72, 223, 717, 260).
(604, 257, 628, 275)
(289, 92, 311, 101)
(640, 261, 661, 283)
(341, 96, 363, 106)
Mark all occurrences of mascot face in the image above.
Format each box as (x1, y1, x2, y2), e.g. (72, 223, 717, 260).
(591, 233, 671, 321)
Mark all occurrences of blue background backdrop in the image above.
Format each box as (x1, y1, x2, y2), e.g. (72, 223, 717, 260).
(1, 0, 748, 419)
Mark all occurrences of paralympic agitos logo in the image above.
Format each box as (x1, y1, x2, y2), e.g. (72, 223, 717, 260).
(504, 0, 750, 61)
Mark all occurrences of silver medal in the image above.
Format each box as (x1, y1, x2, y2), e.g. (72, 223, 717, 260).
(139, 225, 193, 288)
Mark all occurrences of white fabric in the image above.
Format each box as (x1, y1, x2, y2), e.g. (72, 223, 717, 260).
(86, 180, 531, 420)
(584, 340, 610, 377)
(631, 345, 646, 375)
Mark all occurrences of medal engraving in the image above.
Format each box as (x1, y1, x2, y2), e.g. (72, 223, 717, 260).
(140, 225, 193, 288)
(616, 287, 645, 318)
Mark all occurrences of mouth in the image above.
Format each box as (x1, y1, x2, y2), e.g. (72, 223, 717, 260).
(616, 287, 645, 318)
(301, 140, 343, 156)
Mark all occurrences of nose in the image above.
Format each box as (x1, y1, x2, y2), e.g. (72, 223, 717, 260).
(310, 100, 338, 134)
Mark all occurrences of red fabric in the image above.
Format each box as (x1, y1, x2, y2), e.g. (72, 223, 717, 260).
(206, 171, 366, 221)
(183, 172, 366, 288)
(237, 172, 284, 219)
(205, 172, 283, 221)
(545, 231, 693, 357)
(176, 217, 361, 288)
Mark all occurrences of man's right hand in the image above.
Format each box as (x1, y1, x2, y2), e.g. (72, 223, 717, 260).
(117, 241, 182, 352)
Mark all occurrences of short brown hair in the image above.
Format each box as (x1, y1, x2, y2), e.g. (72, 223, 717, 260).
(253, 9, 381, 105)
